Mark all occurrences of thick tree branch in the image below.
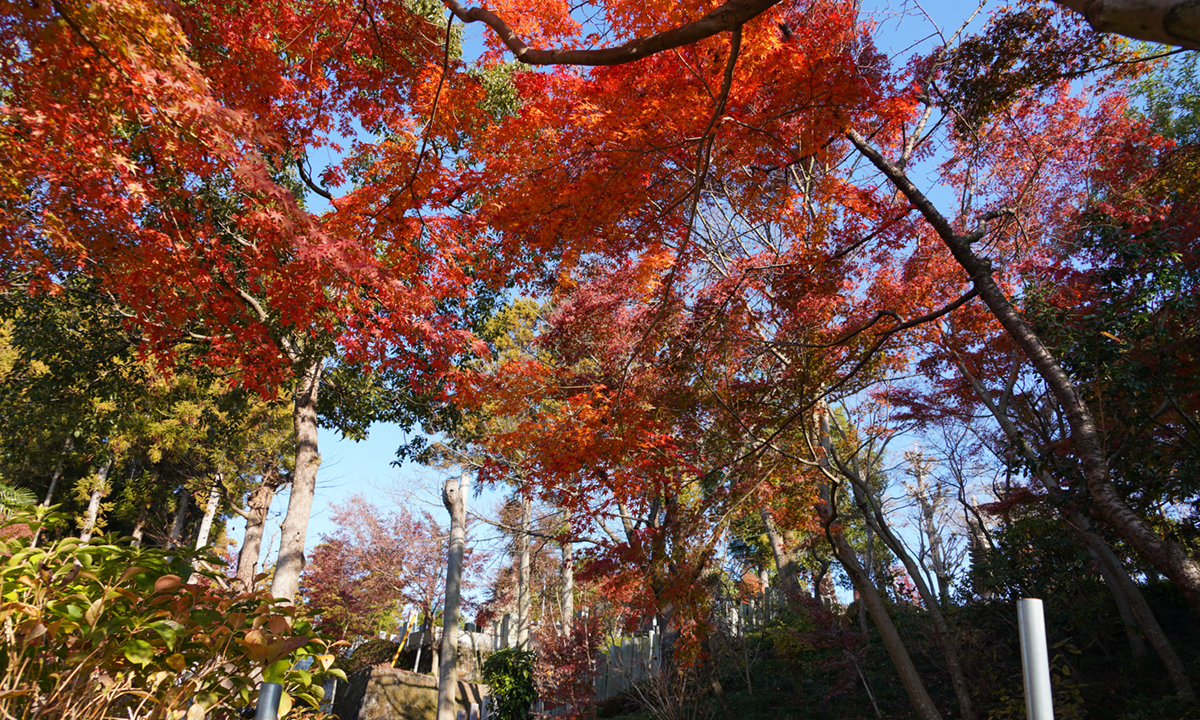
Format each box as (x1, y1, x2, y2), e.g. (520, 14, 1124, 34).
(1053, 0, 1200, 49)
(846, 125, 1200, 614)
(295, 157, 333, 201)
(441, 0, 778, 65)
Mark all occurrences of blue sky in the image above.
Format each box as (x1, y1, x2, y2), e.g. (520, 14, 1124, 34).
(226, 0, 1000, 568)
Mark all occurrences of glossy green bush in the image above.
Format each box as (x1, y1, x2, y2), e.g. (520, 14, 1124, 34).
(0, 507, 345, 720)
(482, 647, 538, 720)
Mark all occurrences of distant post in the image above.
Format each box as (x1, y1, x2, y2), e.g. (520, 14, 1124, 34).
(1017, 598, 1054, 720)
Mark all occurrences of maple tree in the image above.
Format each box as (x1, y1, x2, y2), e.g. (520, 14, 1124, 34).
(7, 0, 1200, 714)
(300, 494, 482, 645)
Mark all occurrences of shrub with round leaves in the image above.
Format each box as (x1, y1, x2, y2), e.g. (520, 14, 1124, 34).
(0, 506, 345, 720)
(482, 647, 538, 720)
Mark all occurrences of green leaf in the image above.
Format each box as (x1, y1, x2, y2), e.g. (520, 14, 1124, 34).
(263, 657, 291, 684)
(195, 690, 220, 710)
(150, 619, 182, 649)
(84, 598, 104, 626)
(123, 639, 155, 667)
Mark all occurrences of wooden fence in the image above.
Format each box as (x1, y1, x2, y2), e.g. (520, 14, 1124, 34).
(589, 587, 783, 703)
(349, 588, 785, 716)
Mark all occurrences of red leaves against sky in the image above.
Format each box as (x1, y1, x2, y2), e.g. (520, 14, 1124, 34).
(5, 0, 1178, 649)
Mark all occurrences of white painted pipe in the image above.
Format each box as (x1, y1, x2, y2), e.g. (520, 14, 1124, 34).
(1018, 598, 1055, 720)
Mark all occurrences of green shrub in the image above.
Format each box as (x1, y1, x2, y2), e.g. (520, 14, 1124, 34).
(482, 647, 538, 720)
(0, 507, 345, 720)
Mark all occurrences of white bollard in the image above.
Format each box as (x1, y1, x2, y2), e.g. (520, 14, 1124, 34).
(1017, 598, 1054, 720)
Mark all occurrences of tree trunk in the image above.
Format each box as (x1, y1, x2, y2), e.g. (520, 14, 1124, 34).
(516, 493, 533, 648)
(168, 486, 190, 548)
(848, 129, 1200, 616)
(437, 473, 468, 720)
(194, 475, 222, 549)
(42, 436, 72, 507)
(823, 426, 975, 720)
(815, 405, 942, 720)
(761, 509, 804, 598)
(955, 356, 1196, 701)
(1052, 0, 1200, 49)
(131, 504, 148, 548)
(79, 456, 114, 542)
(271, 359, 323, 602)
(819, 495, 943, 720)
(236, 467, 285, 591)
(32, 436, 73, 547)
(1087, 540, 1148, 665)
(561, 536, 575, 632)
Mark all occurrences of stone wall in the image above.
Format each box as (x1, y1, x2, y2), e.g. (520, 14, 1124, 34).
(332, 666, 490, 720)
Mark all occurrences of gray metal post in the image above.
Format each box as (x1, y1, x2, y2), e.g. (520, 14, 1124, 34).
(1017, 598, 1054, 720)
(255, 682, 284, 720)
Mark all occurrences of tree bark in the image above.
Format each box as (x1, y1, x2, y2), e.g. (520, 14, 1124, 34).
(822, 421, 974, 720)
(516, 493, 533, 648)
(1087, 540, 1149, 666)
(79, 456, 113, 542)
(235, 466, 285, 592)
(761, 509, 804, 598)
(271, 359, 323, 602)
(817, 488, 943, 720)
(956, 358, 1194, 700)
(1053, 0, 1200, 49)
(168, 485, 190, 548)
(561, 536, 575, 632)
(131, 504, 148, 548)
(194, 475, 222, 549)
(848, 128, 1200, 616)
(814, 405, 942, 720)
(32, 436, 73, 547)
(444, 0, 783, 65)
(437, 473, 468, 720)
(41, 436, 72, 507)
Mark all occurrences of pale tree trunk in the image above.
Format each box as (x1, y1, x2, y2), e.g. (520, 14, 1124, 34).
(437, 474, 468, 720)
(235, 466, 285, 592)
(854, 481, 976, 720)
(168, 487, 190, 548)
(79, 457, 114, 542)
(271, 359, 323, 602)
(955, 357, 1194, 701)
(905, 454, 953, 604)
(516, 493, 533, 648)
(822, 419, 974, 720)
(32, 436, 73, 547)
(1053, 0, 1200, 49)
(560, 537, 574, 632)
(849, 129, 1200, 616)
(761, 509, 804, 597)
(194, 475, 222, 549)
(815, 405, 942, 720)
(41, 436, 72, 507)
(131, 505, 148, 548)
